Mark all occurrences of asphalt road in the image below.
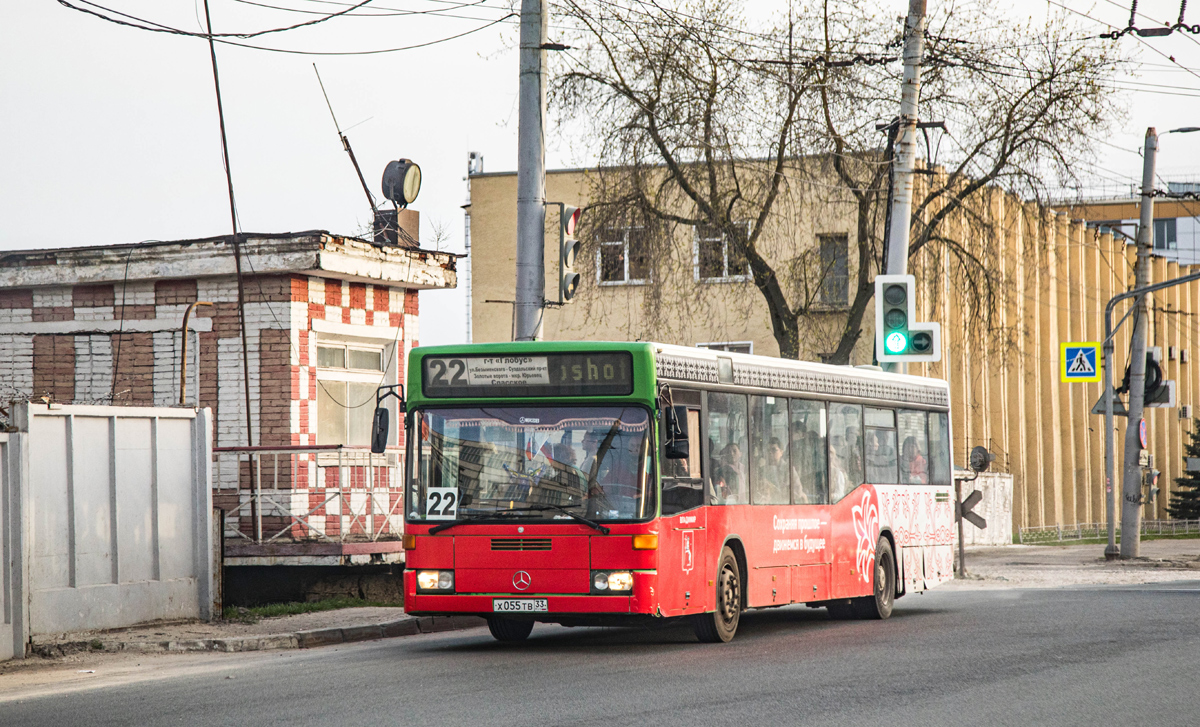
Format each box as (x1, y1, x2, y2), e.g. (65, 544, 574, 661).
(4, 583, 1200, 727)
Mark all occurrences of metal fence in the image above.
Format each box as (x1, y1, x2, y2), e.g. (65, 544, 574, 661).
(1016, 519, 1200, 544)
(213, 445, 404, 545)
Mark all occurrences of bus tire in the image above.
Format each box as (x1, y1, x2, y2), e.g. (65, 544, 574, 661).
(852, 537, 896, 620)
(693, 546, 741, 643)
(487, 617, 534, 642)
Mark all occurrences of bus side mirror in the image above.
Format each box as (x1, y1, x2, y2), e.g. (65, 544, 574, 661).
(665, 405, 689, 460)
(371, 384, 404, 454)
(371, 407, 389, 454)
(969, 445, 994, 474)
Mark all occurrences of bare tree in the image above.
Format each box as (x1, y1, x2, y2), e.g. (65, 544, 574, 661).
(551, 0, 1123, 361)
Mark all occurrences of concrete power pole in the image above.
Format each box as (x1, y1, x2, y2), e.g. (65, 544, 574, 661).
(513, 0, 548, 342)
(880, 0, 927, 375)
(885, 0, 927, 279)
(1120, 128, 1158, 558)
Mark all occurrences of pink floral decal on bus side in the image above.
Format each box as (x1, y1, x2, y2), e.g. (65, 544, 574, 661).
(852, 490, 879, 584)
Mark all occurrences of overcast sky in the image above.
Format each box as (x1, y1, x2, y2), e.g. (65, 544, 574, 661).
(4, 0, 1200, 347)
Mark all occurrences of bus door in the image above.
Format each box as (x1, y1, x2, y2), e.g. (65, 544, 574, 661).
(785, 399, 831, 604)
(827, 403, 875, 599)
(658, 398, 707, 617)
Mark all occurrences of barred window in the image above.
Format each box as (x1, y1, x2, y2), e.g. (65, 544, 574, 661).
(694, 223, 751, 282)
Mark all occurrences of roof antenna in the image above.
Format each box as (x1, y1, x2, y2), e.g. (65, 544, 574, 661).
(314, 64, 376, 213)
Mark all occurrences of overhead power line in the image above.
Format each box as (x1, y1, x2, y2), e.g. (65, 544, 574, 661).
(55, 0, 517, 55)
(57, 0, 377, 38)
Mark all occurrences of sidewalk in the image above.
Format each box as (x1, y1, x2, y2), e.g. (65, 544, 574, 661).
(942, 538, 1200, 589)
(26, 607, 485, 659)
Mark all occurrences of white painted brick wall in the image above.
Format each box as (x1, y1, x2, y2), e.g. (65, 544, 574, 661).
(74, 306, 114, 322)
(113, 281, 155, 306)
(0, 308, 33, 323)
(308, 277, 325, 306)
(32, 287, 72, 308)
(74, 335, 113, 403)
(196, 278, 239, 303)
(152, 330, 181, 406)
(0, 334, 34, 399)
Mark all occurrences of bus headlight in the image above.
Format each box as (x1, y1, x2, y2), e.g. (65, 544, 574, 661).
(416, 570, 454, 592)
(607, 572, 634, 591)
(591, 570, 633, 593)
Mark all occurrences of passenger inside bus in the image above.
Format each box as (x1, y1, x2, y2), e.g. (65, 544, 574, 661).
(715, 442, 746, 504)
(760, 437, 789, 501)
(900, 435, 928, 484)
(828, 435, 851, 502)
(579, 429, 645, 517)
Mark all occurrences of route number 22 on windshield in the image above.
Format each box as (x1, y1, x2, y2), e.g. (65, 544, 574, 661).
(425, 488, 459, 520)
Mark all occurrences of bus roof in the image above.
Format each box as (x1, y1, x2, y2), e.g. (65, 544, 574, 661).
(407, 341, 948, 410)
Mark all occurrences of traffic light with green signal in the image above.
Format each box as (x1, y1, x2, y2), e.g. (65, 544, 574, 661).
(559, 205, 582, 303)
(874, 274, 941, 362)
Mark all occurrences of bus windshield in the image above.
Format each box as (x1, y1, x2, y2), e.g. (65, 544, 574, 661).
(410, 406, 655, 522)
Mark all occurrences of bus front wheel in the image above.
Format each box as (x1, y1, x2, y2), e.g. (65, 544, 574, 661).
(852, 537, 896, 620)
(487, 617, 534, 642)
(693, 546, 741, 643)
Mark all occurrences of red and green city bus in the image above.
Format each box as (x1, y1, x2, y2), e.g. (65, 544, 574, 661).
(400, 341, 956, 642)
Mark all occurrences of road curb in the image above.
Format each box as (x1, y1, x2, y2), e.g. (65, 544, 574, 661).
(29, 615, 486, 658)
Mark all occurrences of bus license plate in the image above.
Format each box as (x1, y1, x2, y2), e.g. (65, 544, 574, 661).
(493, 598, 548, 613)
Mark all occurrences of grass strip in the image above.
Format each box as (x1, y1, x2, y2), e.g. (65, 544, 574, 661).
(223, 596, 403, 622)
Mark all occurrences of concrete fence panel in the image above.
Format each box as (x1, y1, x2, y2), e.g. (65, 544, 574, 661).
(1, 432, 25, 661)
(5, 403, 212, 656)
(962, 472, 1015, 546)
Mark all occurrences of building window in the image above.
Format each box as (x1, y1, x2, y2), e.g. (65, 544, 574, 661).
(316, 342, 391, 447)
(597, 226, 650, 284)
(697, 342, 753, 355)
(695, 223, 750, 282)
(818, 233, 849, 307)
(1154, 218, 1178, 250)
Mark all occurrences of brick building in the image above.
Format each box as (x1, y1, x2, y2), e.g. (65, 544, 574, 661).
(0, 229, 457, 565)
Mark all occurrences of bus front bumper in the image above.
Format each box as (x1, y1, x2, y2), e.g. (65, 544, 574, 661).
(404, 570, 659, 617)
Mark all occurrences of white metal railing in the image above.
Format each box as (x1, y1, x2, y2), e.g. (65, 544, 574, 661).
(1016, 519, 1200, 544)
(213, 445, 404, 544)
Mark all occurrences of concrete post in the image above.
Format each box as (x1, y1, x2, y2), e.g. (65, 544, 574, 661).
(513, 0, 548, 341)
(1120, 128, 1157, 559)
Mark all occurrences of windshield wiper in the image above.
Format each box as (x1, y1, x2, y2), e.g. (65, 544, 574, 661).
(426, 504, 610, 535)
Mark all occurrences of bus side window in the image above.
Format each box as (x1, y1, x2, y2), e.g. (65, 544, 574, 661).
(707, 392, 748, 505)
(789, 399, 827, 505)
(749, 396, 790, 505)
(897, 410, 929, 484)
(827, 403, 863, 503)
(928, 412, 951, 486)
(661, 408, 703, 515)
(863, 407, 898, 485)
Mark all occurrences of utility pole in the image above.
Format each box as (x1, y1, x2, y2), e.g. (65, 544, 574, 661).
(885, 0, 927, 279)
(879, 0, 927, 374)
(513, 0, 548, 341)
(1119, 128, 1158, 558)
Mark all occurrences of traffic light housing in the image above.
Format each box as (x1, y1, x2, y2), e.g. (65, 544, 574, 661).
(874, 274, 941, 362)
(559, 205, 582, 302)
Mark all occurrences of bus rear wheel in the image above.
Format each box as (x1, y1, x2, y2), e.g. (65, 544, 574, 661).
(487, 617, 534, 642)
(852, 537, 896, 620)
(693, 546, 741, 643)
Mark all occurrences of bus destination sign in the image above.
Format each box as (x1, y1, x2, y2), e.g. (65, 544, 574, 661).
(422, 352, 633, 398)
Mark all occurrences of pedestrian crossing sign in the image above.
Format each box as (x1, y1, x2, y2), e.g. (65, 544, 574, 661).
(1061, 342, 1101, 382)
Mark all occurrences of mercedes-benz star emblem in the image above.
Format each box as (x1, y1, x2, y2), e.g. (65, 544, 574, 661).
(513, 571, 531, 591)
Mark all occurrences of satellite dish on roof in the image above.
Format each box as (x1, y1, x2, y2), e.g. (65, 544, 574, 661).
(382, 159, 421, 207)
